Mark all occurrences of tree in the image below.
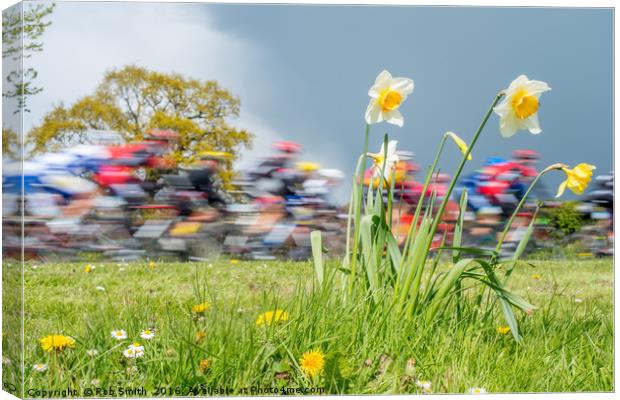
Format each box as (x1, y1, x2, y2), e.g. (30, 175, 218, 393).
(2, 2, 55, 113)
(2, 2, 55, 158)
(29, 65, 254, 187)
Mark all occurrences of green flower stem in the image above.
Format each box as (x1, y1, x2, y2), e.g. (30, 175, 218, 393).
(424, 93, 504, 261)
(400, 134, 448, 264)
(348, 124, 370, 296)
(493, 163, 565, 257)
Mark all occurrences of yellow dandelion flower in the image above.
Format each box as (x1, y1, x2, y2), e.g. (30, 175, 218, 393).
(531, 273, 541, 280)
(299, 349, 325, 378)
(255, 310, 289, 327)
(148, 261, 156, 270)
(199, 359, 211, 373)
(84, 264, 93, 273)
(192, 302, 211, 314)
(195, 331, 206, 343)
(497, 326, 510, 335)
(230, 259, 240, 265)
(40, 334, 75, 352)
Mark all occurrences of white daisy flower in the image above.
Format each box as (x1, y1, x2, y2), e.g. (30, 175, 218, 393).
(123, 347, 144, 359)
(468, 387, 487, 394)
(140, 330, 155, 340)
(111, 330, 127, 340)
(95, 286, 106, 292)
(128, 342, 145, 352)
(415, 380, 432, 393)
(33, 363, 48, 372)
(575, 298, 583, 303)
(86, 349, 99, 357)
(91, 379, 101, 386)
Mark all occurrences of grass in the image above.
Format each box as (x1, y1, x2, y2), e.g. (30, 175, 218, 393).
(3, 256, 613, 396)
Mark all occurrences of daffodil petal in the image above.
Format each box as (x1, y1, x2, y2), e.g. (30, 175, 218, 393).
(493, 100, 511, 114)
(499, 115, 520, 138)
(508, 75, 529, 92)
(368, 70, 392, 97)
(391, 77, 414, 96)
(556, 180, 568, 198)
(387, 140, 398, 156)
(375, 70, 392, 85)
(522, 113, 542, 134)
(384, 109, 404, 127)
(524, 80, 551, 95)
(365, 100, 382, 124)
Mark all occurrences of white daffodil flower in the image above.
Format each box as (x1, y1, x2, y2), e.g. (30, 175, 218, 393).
(493, 75, 551, 138)
(367, 140, 412, 182)
(365, 70, 414, 127)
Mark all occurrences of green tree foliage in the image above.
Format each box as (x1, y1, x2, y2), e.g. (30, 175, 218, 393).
(29, 65, 254, 187)
(547, 201, 584, 237)
(2, 128, 19, 158)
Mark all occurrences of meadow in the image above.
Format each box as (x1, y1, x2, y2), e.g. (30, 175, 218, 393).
(8, 256, 613, 396)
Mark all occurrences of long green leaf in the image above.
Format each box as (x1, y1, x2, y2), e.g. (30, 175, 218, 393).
(310, 230, 324, 287)
(503, 207, 539, 284)
(452, 190, 468, 263)
(386, 231, 402, 275)
(360, 214, 378, 291)
(473, 259, 525, 343)
(424, 258, 473, 324)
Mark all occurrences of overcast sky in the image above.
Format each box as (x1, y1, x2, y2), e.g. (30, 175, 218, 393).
(8, 2, 614, 203)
